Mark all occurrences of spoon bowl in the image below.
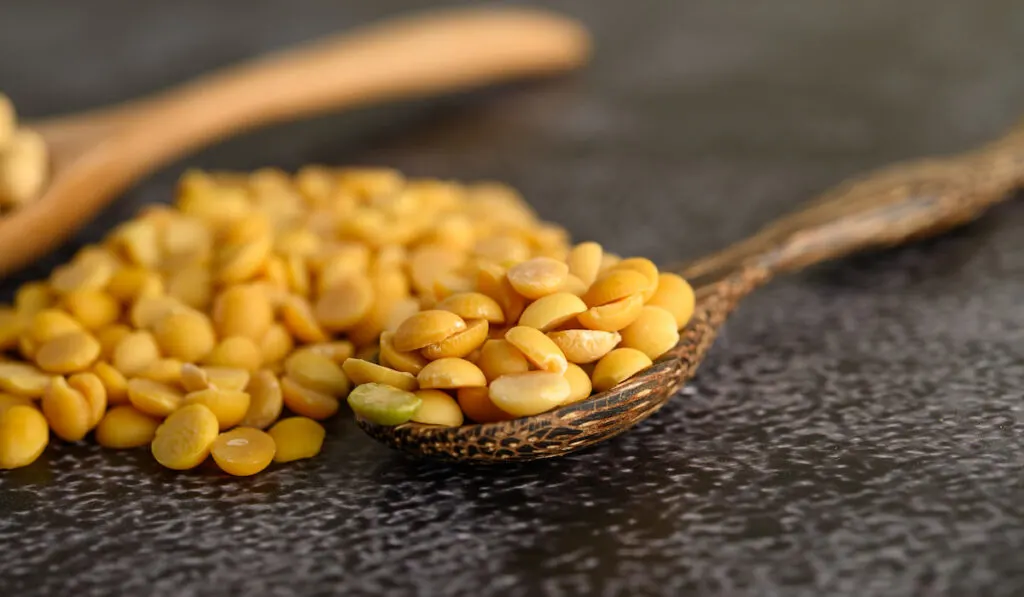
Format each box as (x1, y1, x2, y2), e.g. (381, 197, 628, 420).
(358, 121, 1024, 462)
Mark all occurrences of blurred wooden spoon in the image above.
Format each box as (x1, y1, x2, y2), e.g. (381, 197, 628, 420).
(0, 6, 590, 276)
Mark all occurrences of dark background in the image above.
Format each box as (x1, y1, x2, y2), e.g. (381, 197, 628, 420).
(3, 1, 1024, 595)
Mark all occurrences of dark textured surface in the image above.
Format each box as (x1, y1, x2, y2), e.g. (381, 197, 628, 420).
(3, 1, 1024, 595)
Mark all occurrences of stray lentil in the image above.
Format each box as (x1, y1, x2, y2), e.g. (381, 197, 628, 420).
(211, 427, 277, 476)
(151, 403, 220, 470)
(268, 417, 325, 463)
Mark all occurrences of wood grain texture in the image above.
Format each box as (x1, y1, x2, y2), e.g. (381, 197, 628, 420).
(0, 6, 589, 276)
(361, 121, 1024, 462)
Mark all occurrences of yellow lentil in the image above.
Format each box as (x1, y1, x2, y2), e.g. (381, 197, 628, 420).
(546, 329, 622, 364)
(421, 319, 489, 360)
(591, 348, 654, 392)
(34, 331, 101, 374)
(378, 331, 428, 375)
(0, 405, 48, 469)
(504, 326, 568, 374)
(258, 324, 295, 366)
(95, 324, 131, 361)
(315, 275, 373, 332)
(582, 269, 649, 308)
(68, 371, 107, 428)
(14, 282, 53, 315)
(151, 403, 220, 470)
(280, 294, 329, 343)
(0, 308, 25, 351)
(204, 336, 263, 371)
(566, 241, 603, 287)
(488, 371, 571, 417)
(304, 341, 357, 365)
(127, 378, 184, 418)
(0, 393, 35, 416)
(280, 376, 340, 420)
(517, 292, 587, 332)
(106, 267, 163, 303)
(456, 387, 514, 423)
(342, 358, 418, 392)
(129, 295, 189, 329)
(180, 365, 251, 393)
(477, 339, 531, 382)
(95, 405, 160, 449)
(93, 361, 129, 405)
(27, 309, 82, 344)
(506, 257, 568, 299)
(611, 257, 659, 302)
(577, 293, 645, 332)
(183, 388, 251, 430)
(0, 361, 51, 397)
(112, 331, 161, 377)
(410, 390, 464, 427)
(153, 310, 216, 363)
(210, 427, 277, 476)
(435, 292, 505, 324)
(562, 363, 592, 404)
(392, 310, 467, 352)
(647, 273, 696, 329)
(417, 357, 487, 389)
(240, 370, 283, 429)
(284, 350, 351, 396)
(619, 306, 680, 360)
(267, 417, 325, 463)
(42, 376, 92, 442)
(61, 289, 120, 330)
(213, 284, 274, 341)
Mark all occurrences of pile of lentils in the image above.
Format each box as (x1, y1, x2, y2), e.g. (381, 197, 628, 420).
(0, 167, 693, 475)
(0, 94, 49, 212)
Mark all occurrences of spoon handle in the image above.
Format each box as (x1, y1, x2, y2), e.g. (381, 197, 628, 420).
(39, 6, 588, 163)
(682, 120, 1024, 291)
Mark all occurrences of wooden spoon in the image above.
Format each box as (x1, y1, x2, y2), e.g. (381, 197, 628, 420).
(358, 120, 1024, 462)
(0, 6, 590, 276)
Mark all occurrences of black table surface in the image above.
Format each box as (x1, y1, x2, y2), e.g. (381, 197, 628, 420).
(3, 1, 1024, 595)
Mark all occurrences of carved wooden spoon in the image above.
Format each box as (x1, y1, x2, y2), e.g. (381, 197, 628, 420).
(358, 121, 1024, 462)
(0, 6, 590, 276)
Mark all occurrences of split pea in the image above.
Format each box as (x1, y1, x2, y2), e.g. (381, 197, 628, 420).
(280, 376, 340, 420)
(417, 358, 487, 389)
(410, 390, 464, 427)
(421, 319, 489, 360)
(392, 310, 467, 352)
(240, 370, 283, 429)
(342, 358, 418, 392)
(184, 388, 251, 430)
(504, 326, 568, 374)
(95, 405, 160, 449)
(151, 403, 220, 470)
(211, 427, 277, 476)
(488, 371, 571, 417)
(268, 417, 325, 463)
(456, 387, 514, 423)
(0, 405, 48, 469)
(42, 376, 92, 442)
(506, 257, 568, 300)
(546, 329, 621, 364)
(476, 339, 530, 382)
(517, 292, 587, 332)
(591, 348, 654, 393)
(619, 306, 680, 360)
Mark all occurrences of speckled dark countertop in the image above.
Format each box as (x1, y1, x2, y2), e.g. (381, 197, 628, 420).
(3, 1, 1024, 595)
